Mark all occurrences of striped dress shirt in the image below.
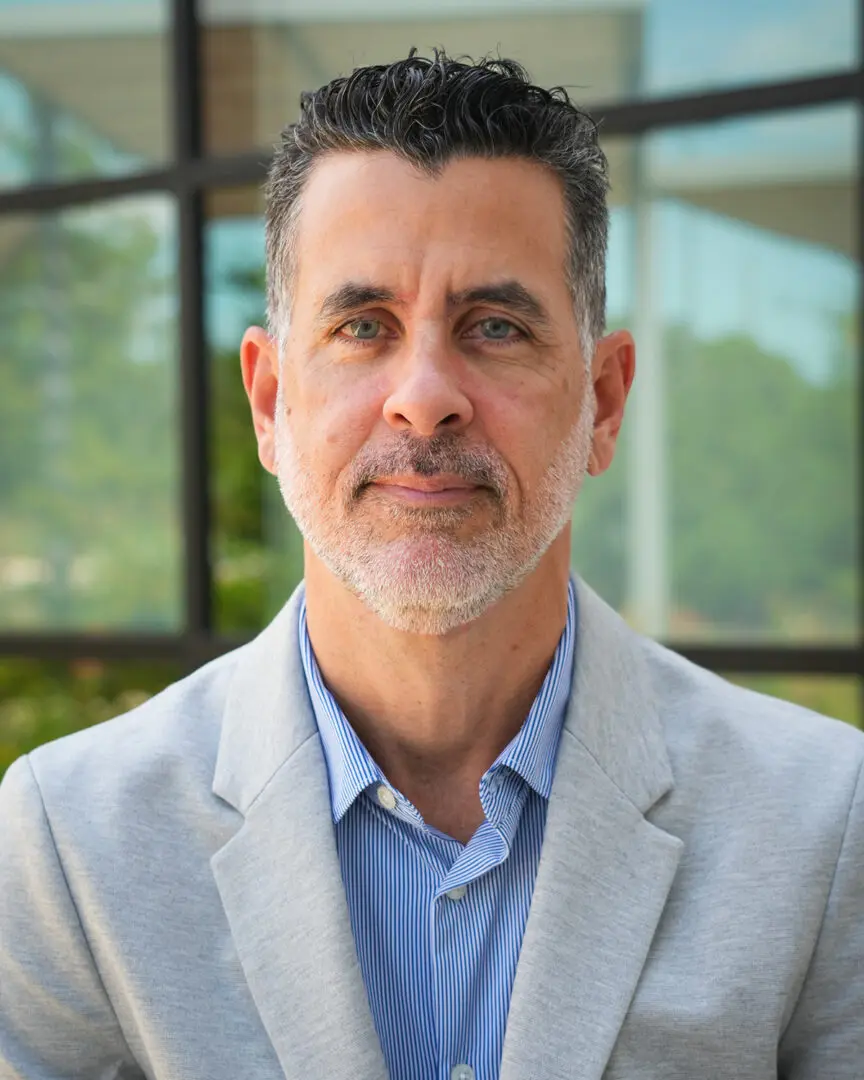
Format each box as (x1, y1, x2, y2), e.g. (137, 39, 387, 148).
(299, 581, 576, 1080)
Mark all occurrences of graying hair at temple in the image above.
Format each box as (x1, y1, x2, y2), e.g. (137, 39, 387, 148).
(263, 50, 610, 360)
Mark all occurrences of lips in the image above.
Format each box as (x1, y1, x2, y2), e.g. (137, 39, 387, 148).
(373, 474, 478, 494)
(365, 475, 485, 506)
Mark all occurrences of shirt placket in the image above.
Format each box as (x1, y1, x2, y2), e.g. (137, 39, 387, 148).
(430, 778, 529, 1080)
(428, 830, 476, 1080)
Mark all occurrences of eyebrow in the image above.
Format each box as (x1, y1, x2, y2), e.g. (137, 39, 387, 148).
(314, 279, 553, 331)
(316, 283, 397, 328)
(448, 281, 553, 330)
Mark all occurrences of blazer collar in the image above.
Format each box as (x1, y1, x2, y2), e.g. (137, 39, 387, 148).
(212, 583, 315, 816)
(212, 575, 673, 820)
(563, 575, 673, 813)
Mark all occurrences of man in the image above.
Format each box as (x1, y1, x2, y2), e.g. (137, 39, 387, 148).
(0, 52, 861, 1080)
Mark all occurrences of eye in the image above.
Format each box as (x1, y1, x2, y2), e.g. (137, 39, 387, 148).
(340, 318, 383, 341)
(476, 317, 522, 341)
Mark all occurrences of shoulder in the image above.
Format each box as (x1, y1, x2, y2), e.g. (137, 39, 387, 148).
(641, 636, 863, 851)
(645, 636, 863, 777)
(0, 643, 259, 949)
(12, 643, 250, 820)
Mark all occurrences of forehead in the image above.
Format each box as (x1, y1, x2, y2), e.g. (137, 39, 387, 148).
(290, 151, 571, 303)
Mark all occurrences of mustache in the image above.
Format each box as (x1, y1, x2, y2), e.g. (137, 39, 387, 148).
(347, 432, 508, 500)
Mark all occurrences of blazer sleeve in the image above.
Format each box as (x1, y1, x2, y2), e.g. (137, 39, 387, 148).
(0, 755, 142, 1079)
(778, 759, 864, 1079)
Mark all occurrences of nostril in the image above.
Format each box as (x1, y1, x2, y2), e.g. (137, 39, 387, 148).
(439, 413, 460, 427)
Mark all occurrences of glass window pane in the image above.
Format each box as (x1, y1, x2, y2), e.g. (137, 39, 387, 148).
(643, 0, 857, 99)
(0, 658, 182, 780)
(726, 675, 861, 730)
(0, 1, 171, 190)
(576, 104, 860, 644)
(205, 186, 304, 634)
(201, 0, 856, 154)
(0, 196, 182, 630)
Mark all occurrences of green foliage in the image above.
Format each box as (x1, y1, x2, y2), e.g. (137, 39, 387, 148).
(0, 659, 181, 779)
(208, 263, 306, 632)
(669, 327, 855, 637)
(574, 323, 856, 641)
(728, 675, 860, 730)
(0, 203, 181, 630)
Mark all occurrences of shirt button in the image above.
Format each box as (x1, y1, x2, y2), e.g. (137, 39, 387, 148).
(451, 1066, 475, 1080)
(375, 785, 397, 811)
(445, 885, 468, 901)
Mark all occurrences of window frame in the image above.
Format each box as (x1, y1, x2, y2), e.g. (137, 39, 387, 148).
(0, 0, 860, 698)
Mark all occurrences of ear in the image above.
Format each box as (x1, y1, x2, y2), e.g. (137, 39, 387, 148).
(587, 329, 636, 476)
(240, 326, 280, 475)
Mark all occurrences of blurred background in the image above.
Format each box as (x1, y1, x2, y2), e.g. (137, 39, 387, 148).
(0, 0, 861, 776)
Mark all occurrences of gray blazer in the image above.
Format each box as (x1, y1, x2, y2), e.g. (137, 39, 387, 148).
(1, 579, 862, 1080)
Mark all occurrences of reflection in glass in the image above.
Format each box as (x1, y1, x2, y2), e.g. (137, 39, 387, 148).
(0, 196, 182, 630)
(0, 1, 170, 189)
(0, 658, 182, 779)
(201, 0, 856, 155)
(585, 104, 859, 643)
(726, 675, 861, 730)
(205, 187, 304, 634)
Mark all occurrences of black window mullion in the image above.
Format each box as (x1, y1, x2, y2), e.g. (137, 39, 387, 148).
(172, 0, 211, 643)
(858, 0, 864, 712)
(595, 70, 860, 135)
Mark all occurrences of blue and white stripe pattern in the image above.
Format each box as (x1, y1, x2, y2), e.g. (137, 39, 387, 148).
(299, 581, 576, 1080)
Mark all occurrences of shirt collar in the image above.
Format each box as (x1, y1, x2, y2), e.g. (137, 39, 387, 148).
(299, 579, 577, 824)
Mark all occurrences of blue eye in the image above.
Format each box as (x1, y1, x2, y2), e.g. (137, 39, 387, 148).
(345, 319, 382, 340)
(479, 318, 517, 340)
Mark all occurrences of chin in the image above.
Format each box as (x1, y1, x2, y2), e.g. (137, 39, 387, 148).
(335, 544, 530, 636)
(357, 592, 492, 637)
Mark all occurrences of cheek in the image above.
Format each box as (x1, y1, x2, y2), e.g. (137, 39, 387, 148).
(482, 380, 578, 488)
(293, 371, 382, 472)
(483, 380, 551, 452)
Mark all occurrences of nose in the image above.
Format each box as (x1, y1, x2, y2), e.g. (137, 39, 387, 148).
(382, 345, 474, 437)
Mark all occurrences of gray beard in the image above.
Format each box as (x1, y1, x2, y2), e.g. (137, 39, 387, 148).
(273, 384, 595, 634)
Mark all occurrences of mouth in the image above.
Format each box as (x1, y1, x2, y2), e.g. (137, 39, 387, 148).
(368, 474, 485, 507)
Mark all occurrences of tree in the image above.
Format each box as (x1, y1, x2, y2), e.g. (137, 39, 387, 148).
(0, 200, 180, 630)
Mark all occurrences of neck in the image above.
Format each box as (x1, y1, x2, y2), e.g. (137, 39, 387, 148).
(303, 534, 572, 841)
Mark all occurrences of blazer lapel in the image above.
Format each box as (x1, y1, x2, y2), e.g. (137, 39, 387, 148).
(209, 586, 387, 1080)
(500, 579, 684, 1080)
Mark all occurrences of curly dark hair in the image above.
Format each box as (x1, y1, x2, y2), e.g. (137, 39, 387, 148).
(264, 50, 609, 355)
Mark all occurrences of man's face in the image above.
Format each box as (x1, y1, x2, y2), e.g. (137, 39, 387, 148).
(246, 152, 626, 634)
